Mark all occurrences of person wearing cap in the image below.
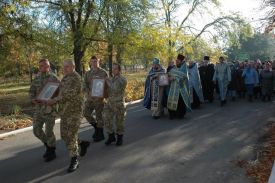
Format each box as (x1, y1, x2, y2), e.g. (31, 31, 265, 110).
(83, 56, 108, 142)
(213, 56, 231, 106)
(199, 56, 215, 103)
(143, 58, 166, 119)
(167, 54, 191, 119)
(188, 60, 204, 109)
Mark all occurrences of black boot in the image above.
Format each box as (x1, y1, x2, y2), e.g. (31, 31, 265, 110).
(43, 143, 50, 158)
(105, 133, 116, 146)
(153, 116, 159, 120)
(248, 95, 253, 102)
(79, 141, 90, 157)
(116, 134, 123, 146)
(220, 100, 224, 107)
(67, 156, 79, 173)
(91, 124, 98, 139)
(94, 128, 105, 142)
(169, 113, 174, 120)
(44, 147, 56, 162)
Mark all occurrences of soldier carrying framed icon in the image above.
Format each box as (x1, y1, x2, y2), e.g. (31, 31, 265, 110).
(36, 81, 60, 102)
(90, 78, 108, 98)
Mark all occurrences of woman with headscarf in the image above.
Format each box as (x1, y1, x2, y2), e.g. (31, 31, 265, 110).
(242, 62, 259, 102)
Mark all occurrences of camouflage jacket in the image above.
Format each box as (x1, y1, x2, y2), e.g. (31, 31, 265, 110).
(55, 71, 84, 116)
(107, 75, 127, 104)
(83, 67, 108, 100)
(29, 72, 59, 113)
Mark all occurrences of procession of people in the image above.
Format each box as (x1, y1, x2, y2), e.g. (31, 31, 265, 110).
(29, 54, 275, 173)
(144, 54, 275, 117)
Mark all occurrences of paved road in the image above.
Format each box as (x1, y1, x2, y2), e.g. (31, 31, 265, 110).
(0, 100, 274, 183)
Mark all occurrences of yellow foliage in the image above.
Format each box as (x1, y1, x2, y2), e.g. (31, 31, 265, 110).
(0, 114, 32, 131)
(125, 79, 144, 102)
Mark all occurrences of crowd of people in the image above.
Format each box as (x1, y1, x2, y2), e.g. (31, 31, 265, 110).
(28, 54, 275, 174)
(144, 54, 275, 119)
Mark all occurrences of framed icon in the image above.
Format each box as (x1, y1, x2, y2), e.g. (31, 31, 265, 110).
(36, 81, 59, 102)
(90, 78, 106, 98)
(158, 74, 169, 86)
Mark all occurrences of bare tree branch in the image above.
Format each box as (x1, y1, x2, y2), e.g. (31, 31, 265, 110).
(32, 0, 62, 6)
(187, 16, 237, 45)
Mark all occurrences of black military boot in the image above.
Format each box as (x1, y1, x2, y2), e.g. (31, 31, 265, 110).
(220, 100, 224, 107)
(116, 134, 123, 146)
(67, 156, 79, 173)
(44, 147, 56, 162)
(79, 141, 90, 157)
(248, 95, 253, 102)
(94, 128, 105, 142)
(105, 133, 116, 146)
(92, 124, 98, 139)
(43, 143, 50, 158)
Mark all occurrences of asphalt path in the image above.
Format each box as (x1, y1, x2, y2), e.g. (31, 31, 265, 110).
(0, 99, 274, 183)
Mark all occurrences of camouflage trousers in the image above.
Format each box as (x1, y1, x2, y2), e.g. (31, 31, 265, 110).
(33, 111, 56, 147)
(60, 114, 81, 157)
(83, 98, 105, 128)
(103, 101, 126, 135)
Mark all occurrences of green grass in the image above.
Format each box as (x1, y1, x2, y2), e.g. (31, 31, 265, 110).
(0, 82, 29, 89)
(0, 86, 29, 94)
(0, 78, 30, 116)
(124, 71, 147, 82)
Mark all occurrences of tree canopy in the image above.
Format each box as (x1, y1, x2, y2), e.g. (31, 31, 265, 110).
(0, 0, 274, 78)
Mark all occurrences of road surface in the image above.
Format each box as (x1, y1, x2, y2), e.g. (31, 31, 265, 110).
(0, 99, 274, 183)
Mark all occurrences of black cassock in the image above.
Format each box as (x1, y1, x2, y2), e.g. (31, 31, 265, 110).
(199, 64, 215, 102)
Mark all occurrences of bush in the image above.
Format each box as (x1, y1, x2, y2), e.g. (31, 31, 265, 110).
(11, 105, 22, 115)
(125, 79, 144, 102)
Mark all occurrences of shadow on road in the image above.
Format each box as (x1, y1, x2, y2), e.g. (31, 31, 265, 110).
(0, 100, 274, 183)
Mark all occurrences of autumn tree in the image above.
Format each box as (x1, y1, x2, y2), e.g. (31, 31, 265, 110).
(154, 0, 243, 61)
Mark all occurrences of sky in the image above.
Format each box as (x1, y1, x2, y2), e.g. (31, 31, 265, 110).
(172, 0, 268, 29)
(220, 0, 266, 28)
(167, 0, 270, 47)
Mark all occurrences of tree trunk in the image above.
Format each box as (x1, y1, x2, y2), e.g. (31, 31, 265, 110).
(108, 42, 113, 76)
(116, 44, 123, 65)
(73, 39, 84, 76)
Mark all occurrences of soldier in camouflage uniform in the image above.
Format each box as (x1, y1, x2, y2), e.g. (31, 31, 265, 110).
(103, 63, 127, 146)
(29, 58, 59, 162)
(47, 59, 90, 173)
(83, 56, 108, 142)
